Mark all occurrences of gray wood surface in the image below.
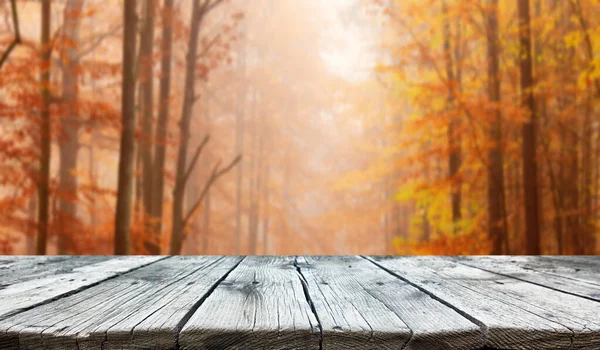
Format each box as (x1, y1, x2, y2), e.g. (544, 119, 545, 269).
(0, 256, 108, 288)
(298, 256, 483, 350)
(0, 256, 162, 319)
(455, 256, 600, 301)
(369, 256, 600, 349)
(179, 256, 321, 350)
(0, 255, 599, 349)
(0, 256, 240, 350)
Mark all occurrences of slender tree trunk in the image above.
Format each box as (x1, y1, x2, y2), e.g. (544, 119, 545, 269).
(170, 0, 203, 255)
(57, 0, 84, 255)
(202, 184, 210, 254)
(252, 115, 264, 255)
(27, 193, 37, 254)
(583, 92, 594, 254)
(247, 92, 259, 255)
(262, 161, 269, 255)
(518, 0, 541, 255)
(150, 0, 174, 244)
(202, 103, 212, 255)
(282, 146, 291, 252)
(235, 106, 245, 254)
(513, 159, 523, 253)
(89, 136, 97, 228)
(562, 1, 581, 254)
(566, 124, 581, 254)
(184, 183, 198, 254)
(134, 133, 143, 217)
(442, 1, 461, 232)
(139, 0, 159, 254)
(486, 0, 506, 254)
(557, 121, 567, 253)
(422, 155, 431, 242)
(235, 25, 247, 255)
(37, 0, 51, 256)
(114, 0, 138, 255)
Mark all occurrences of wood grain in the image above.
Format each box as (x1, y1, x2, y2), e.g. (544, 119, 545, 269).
(0, 256, 599, 349)
(455, 256, 600, 301)
(0, 256, 108, 289)
(0, 256, 162, 319)
(298, 256, 484, 350)
(179, 256, 321, 350)
(369, 256, 600, 349)
(0, 256, 240, 350)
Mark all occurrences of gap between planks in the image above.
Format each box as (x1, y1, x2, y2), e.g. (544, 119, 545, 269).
(0, 256, 170, 321)
(362, 255, 490, 346)
(453, 256, 600, 304)
(173, 256, 246, 349)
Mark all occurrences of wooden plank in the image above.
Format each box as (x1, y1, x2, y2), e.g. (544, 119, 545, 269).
(179, 256, 321, 350)
(0, 256, 109, 288)
(530, 256, 600, 286)
(0, 256, 162, 320)
(545, 256, 600, 264)
(298, 256, 484, 350)
(0, 256, 241, 350)
(369, 256, 600, 349)
(455, 256, 600, 301)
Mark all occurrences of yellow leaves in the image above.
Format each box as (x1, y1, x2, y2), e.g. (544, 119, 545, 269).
(576, 56, 600, 90)
(564, 31, 583, 49)
(590, 57, 600, 80)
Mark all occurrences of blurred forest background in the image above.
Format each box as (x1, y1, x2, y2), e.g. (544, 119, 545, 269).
(0, 0, 599, 255)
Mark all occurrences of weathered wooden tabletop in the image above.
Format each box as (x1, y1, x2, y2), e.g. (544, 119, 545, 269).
(0, 256, 598, 349)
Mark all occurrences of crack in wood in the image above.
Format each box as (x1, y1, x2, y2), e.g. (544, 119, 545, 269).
(294, 256, 324, 350)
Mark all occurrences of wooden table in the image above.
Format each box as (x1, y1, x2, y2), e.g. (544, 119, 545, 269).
(0, 256, 598, 349)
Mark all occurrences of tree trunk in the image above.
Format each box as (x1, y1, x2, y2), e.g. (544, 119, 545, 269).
(170, 0, 203, 255)
(262, 161, 269, 255)
(57, 0, 84, 255)
(134, 131, 143, 217)
(583, 92, 594, 254)
(150, 0, 174, 245)
(234, 22, 247, 255)
(27, 193, 37, 254)
(441, 1, 461, 232)
(486, 0, 506, 254)
(139, 0, 159, 254)
(247, 92, 259, 255)
(89, 135, 97, 228)
(252, 113, 264, 255)
(422, 154, 431, 242)
(201, 103, 212, 255)
(114, 0, 138, 255)
(202, 183, 210, 254)
(37, 0, 51, 256)
(184, 183, 198, 254)
(517, 0, 541, 255)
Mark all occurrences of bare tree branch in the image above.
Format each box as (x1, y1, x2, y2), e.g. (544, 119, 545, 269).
(205, 0, 227, 14)
(76, 24, 123, 60)
(182, 154, 241, 226)
(183, 134, 210, 185)
(0, 0, 21, 70)
(196, 32, 222, 59)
